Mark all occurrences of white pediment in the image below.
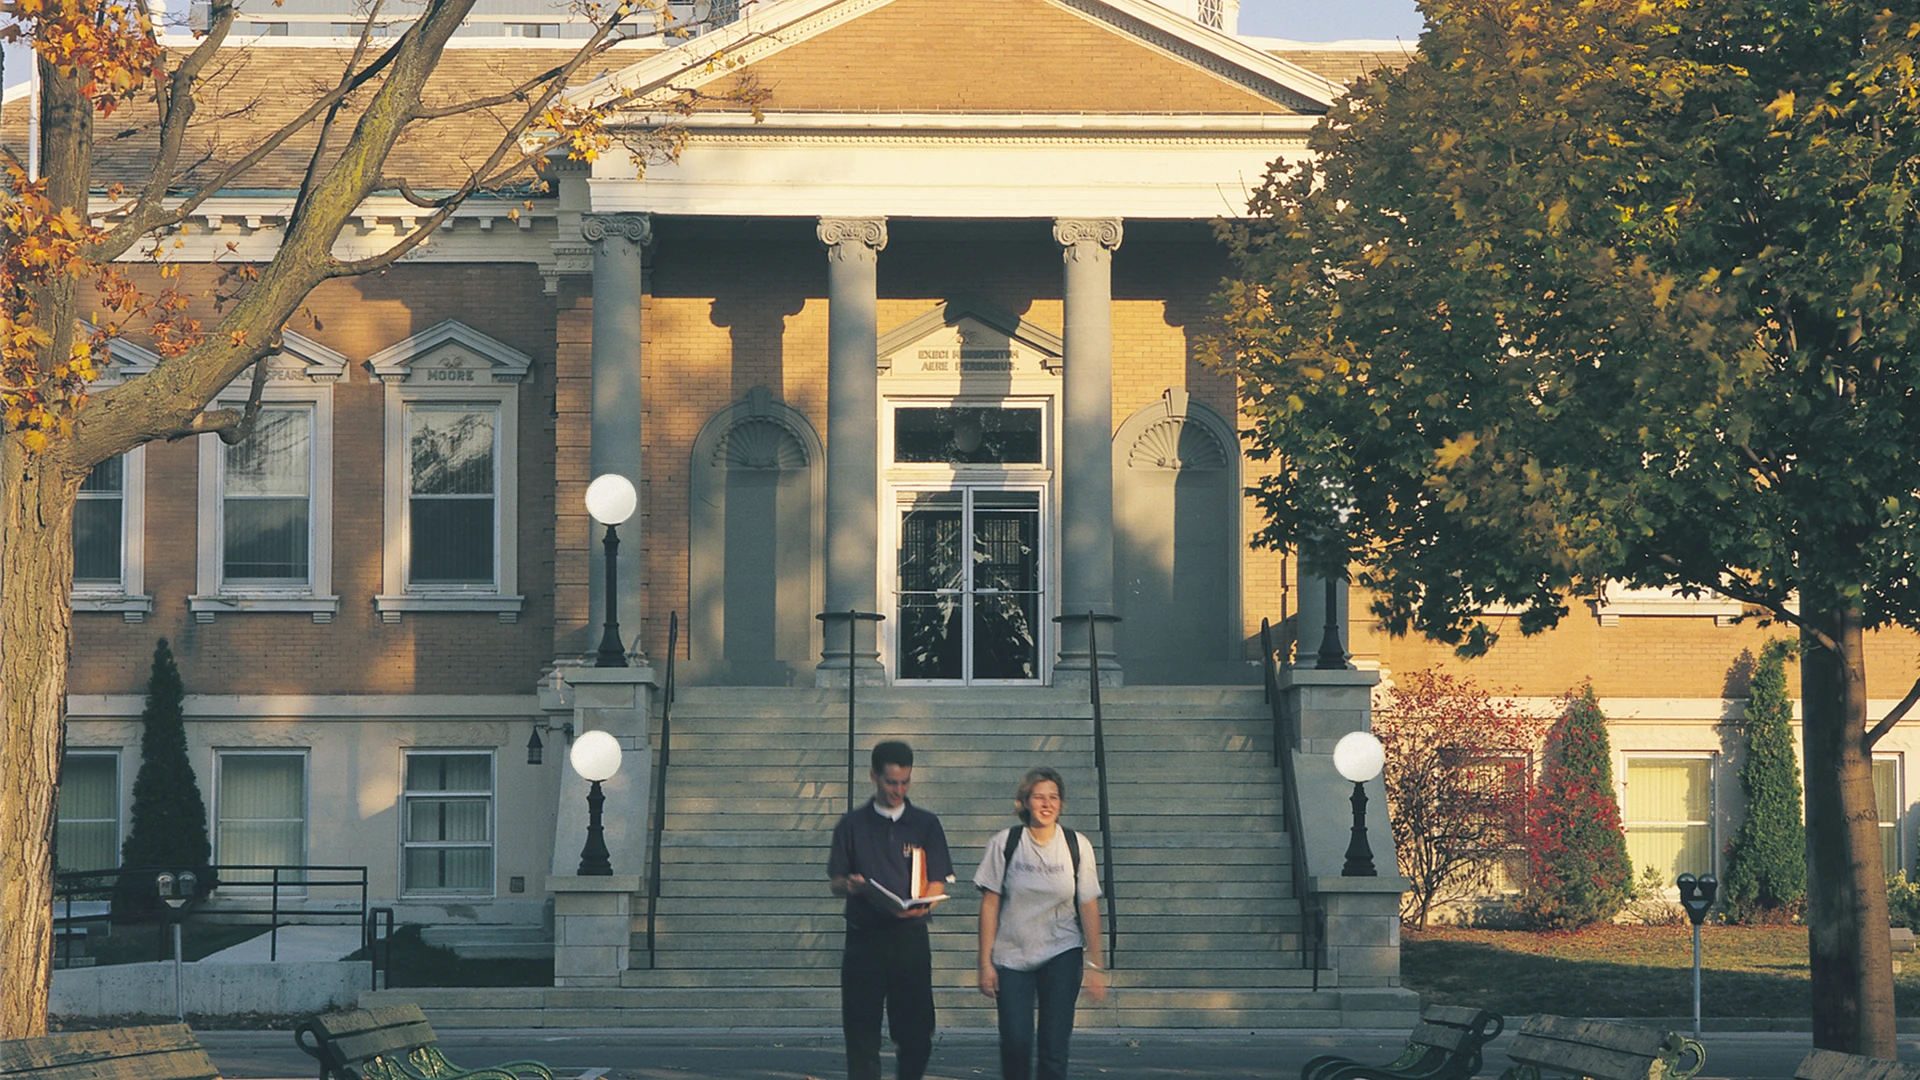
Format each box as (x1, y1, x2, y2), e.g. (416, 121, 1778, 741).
(367, 321, 534, 385)
(878, 301, 1064, 377)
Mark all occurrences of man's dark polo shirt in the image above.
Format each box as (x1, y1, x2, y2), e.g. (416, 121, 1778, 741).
(828, 798, 955, 931)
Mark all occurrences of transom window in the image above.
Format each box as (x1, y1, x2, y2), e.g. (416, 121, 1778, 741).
(402, 753, 494, 895)
(893, 406, 1043, 465)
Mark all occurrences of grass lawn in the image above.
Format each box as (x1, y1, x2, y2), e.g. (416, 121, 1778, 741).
(1403, 925, 1920, 1017)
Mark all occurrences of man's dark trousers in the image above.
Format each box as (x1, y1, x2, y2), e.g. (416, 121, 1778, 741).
(842, 922, 934, 1080)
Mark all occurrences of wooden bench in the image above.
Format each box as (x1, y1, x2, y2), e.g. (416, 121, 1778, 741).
(1795, 1049, 1920, 1080)
(2, 1025, 220, 1080)
(1501, 1015, 1705, 1080)
(1301, 1005, 1506, 1080)
(296, 1004, 553, 1080)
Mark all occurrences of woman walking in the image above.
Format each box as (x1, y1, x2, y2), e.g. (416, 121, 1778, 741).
(973, 766, 1107, 1080)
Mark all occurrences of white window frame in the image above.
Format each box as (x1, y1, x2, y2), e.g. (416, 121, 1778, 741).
(213, 748, 310, 888)
(1621, 752, 1718, 893)
(70, 340, 155, 622)
(1876, 754, 1905, 877)
(55, 750, 121, 874)
(191, 334, 347, 622)
(369, 321, 529, 623)
(399, 750, 497, 899)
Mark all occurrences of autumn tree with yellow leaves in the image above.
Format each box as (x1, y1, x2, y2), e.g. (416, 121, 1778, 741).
(1216, 0, 1920, 1057)
(0, 0, 758, 1037)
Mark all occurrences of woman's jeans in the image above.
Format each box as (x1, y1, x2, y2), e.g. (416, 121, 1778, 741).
(995, 947, 1083, 1080)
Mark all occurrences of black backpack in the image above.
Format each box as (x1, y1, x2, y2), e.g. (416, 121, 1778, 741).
(1002, 825, 1081, 877)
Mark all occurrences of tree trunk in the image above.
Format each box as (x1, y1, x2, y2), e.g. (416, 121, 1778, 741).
(1801, 600, 1897, 1057)
(0, 440, 79, 1038)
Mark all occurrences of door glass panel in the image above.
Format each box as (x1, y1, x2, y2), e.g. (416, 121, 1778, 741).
(972, 493, 1040, 680)
(895, 408, 1043, 465)
(898, 492, 964, 680)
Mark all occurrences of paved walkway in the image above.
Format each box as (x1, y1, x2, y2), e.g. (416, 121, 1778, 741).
(199, 924, 363, 964)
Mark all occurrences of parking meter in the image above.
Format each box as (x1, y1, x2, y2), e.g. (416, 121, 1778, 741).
(1676, 873, 1717, 926)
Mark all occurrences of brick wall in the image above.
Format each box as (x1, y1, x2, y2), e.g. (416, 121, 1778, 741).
(71, 263, 559, 697)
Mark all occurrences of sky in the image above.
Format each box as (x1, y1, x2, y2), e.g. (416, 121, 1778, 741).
(4, 1, 1428, 92)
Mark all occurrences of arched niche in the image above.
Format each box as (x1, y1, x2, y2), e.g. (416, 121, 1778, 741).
(688, 387, 825, 685)
(1112, 389, 1247, 684)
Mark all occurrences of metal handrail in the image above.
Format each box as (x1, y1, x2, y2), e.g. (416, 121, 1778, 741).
(1261, 618, 1324, 985)
(364, 906, 394, 989)
(1086, 612, 1120, 965)
(645, 611, 679, 970)
(819, 609, 885, 810)
(54, 864, 370, 964)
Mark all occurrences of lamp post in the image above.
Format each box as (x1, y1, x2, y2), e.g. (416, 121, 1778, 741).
(1677, 872, 1718, 1038)
(155, 870, 197, 1019)
(1334, 731, 1385, 876)
(586, 474, 638, 668)
(570, 729, 623, 875)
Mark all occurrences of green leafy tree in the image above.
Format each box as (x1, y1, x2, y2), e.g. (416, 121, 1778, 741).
(116, 639, 212, 907)
(1724, 641, 1807, 923)
(1214, 0, 1920, 1052)
(1517, 686, 1632, 928)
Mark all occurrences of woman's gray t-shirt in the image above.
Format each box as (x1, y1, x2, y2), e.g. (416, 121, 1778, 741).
(973, 826, 1102, 972)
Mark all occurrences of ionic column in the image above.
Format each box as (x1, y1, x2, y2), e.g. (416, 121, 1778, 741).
(816, 217, 888, 686)
(584, 212, 651, 664)
(1054, 218, 1124, 684)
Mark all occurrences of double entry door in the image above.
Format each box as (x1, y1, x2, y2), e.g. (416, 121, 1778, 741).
(893, 485, 1044, 683)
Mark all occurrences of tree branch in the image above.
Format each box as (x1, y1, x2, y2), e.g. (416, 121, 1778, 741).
(1864, 676, 1920, 749)
(292, 3, 391, 227)
(159, 340, 270, 444)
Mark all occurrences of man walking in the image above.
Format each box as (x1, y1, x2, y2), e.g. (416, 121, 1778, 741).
(829, 741, 954, 1080)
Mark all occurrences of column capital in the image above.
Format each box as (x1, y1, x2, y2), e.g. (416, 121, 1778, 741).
(583, 212, 653, 247)
(1053, 217, 1124, 261)
(818, 216, 888, 260)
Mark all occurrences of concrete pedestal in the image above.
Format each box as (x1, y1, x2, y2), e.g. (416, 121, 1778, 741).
(1312, 875, 1410, 988)
(550, 875, 641, 986)
(549, 667, 656, 883)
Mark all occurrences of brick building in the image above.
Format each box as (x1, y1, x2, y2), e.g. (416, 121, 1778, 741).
(10, 0, 1919, 1026)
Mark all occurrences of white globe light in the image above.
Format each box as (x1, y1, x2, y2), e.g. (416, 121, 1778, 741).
(585, 474, 637, 526)
(1333, 731, 1385, 783)
(570, 729, 623, 782)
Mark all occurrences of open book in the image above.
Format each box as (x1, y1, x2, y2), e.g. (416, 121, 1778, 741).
(865, 846, 951, 910)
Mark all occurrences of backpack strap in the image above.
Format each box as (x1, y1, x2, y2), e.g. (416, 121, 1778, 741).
(1004, 825, 1082, 877)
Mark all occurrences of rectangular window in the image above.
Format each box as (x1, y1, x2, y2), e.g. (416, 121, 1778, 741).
(1624, 756, 1714, 882)
(408, 405, 497, 586)
(893, 406, 1044, 465)
(402, 753, 494, 895)
(56, 754, 119, 874)
(248, 21, 288, 35)
(224, 408, 311, 584)
(217, 752, 306, 883)
(73, 456, 124, 584)
(504, 22, 558, 37)
(1876, 756, 1903, 876)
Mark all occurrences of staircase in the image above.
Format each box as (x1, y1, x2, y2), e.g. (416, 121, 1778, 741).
(371, 686, 1419, 1029)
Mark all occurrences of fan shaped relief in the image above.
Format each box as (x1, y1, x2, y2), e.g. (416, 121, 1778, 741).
(1128, 418, 1228, 472)
(716, 417, 809, 470)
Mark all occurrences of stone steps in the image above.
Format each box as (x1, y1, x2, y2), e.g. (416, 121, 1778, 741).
(525, 686, 1418, 1029)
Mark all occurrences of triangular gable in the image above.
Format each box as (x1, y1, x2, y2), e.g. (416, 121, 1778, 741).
(878, 298, 1064, 375)
(367, 320, 534, 384)
(572, 0, 1338, 117)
